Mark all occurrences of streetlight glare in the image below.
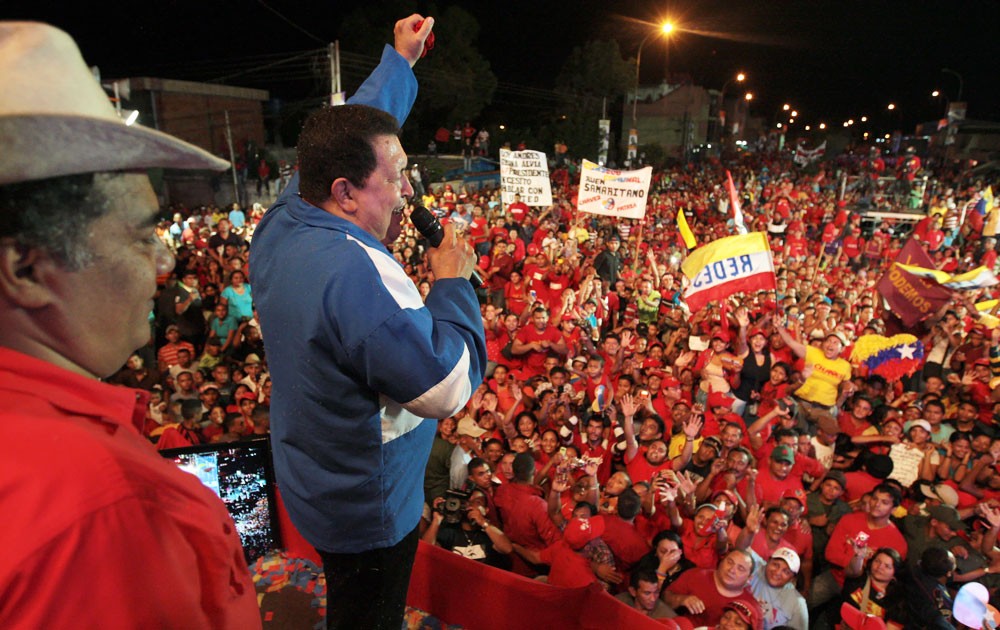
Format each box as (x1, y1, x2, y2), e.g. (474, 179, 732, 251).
(789, 118, 794, 124)
(744, 92, 753, 101)
(860, 116, 867, 122)
(848, 119, 854, 125)
(662, 22, 674, 34)
(791, 110, 798, 117)
(805, 125, 811, 131)
(782, 104, 790, 111)
(887, 103, 896, 110)
(932, 90, 940, 97)
(776, 123, 782, 129)
(819, 123, 826, 129)
(736, 72, 745, 82)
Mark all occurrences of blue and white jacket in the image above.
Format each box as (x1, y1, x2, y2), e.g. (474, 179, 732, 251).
(249, 46, 486, 553)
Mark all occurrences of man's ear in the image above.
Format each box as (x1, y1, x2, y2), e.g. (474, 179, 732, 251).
(330, 177, 357, 215)
(0, 238, 57, 308)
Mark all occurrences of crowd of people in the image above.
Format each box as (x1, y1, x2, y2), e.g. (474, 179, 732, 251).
(128, 130, 1000, 629)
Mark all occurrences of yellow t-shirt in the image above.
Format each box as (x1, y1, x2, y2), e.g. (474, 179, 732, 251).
(795, 345, 851, 407)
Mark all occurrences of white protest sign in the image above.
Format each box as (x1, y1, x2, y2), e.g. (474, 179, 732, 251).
(576, 159, 652, 219)
(500, 149, 552, 207)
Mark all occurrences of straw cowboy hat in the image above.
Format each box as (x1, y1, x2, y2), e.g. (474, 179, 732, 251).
(0, 21, 229, 185)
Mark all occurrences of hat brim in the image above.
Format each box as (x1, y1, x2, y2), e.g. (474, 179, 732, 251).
(0, 114, 229, 185)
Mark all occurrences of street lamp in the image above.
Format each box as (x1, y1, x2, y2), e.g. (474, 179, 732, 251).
(819, 123, 826, 130)
(887, 103, 896, 110)
(717, 71, 746, 145)
(942, 68, 964, 102)
(744, 92, 753, 101)
(632, 21, 675, 126)
(782, 103, 790, 111)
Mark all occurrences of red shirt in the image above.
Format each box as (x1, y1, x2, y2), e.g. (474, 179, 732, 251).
(539, 540, 598, 588)
(625, 448, 674, 484)
(601, 515, 651, 571)
(668, 567, 763, 628)
(0, 348, 259, 629)
(514, 324, 564, 377)
(494, 482, 562, 552)
(825, 511, 907, 585)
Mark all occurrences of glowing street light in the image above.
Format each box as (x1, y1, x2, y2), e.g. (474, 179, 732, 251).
(819, 123, 826, 130)
(887, 103, 896, 110)
(790, 110, 798, 117)
(782, 103, 790, 111)
(632, 21, 675, 125)
(736, 72, 745, 82)
(776, 123, 782, 129)
(860, 116, 868, 122)
(931, 90, 940, 97)
(744, 92, 754, 101)
(804, 125, 811, 131)
(848, 119, 854, 125)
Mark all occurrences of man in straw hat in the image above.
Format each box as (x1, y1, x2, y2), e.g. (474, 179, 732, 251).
(0, 20, 261, 628)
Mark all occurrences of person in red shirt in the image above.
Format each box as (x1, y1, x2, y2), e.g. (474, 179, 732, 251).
(510, 306, 567, 378)
(0, 20, 260, 628)
(507, 193, 530, 223)
(809, 483, 908, 610)
(514, 515, 605, 588)
(494, 453, 562, 575)
(662, 549, 764, 628)
(753, 444, 805, 506)
(621, 393, 700, 484)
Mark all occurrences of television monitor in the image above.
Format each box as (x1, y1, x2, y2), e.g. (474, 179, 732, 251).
(160, 437, 280, 564)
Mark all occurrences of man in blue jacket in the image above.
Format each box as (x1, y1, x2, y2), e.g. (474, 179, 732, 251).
(249, 14, 486, 630)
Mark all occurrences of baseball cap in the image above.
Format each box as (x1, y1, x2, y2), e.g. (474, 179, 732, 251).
(662, 376, 682, 388)
(921, 482, 959, 508)
(771, 444, 796, 464)
(825, 331, 848, 345)
(722, 600, 762, 630)
(165, 324, 180, 334)
(198, 383, 219, 394)
(780, 488, 807, 507)
(906, 419, 932, 434)
(822, 470, 847, 490)
(243, 353, 262, 365)
(563, 515, 605, 550)
(771, 547, 801, 574)
(0, 22, 229, 185)
(707, 391, 736, 409)
(456, 416, 487, 438)
(702, 435, 723, 454)
(928, 505, 967, 532)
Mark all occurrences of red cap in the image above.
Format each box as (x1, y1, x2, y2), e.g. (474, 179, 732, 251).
(840, 603, 887, 630)
(662, 376, 682, 388)
(563, 516, 605, 550)
(723, 601, 762, 630)
(526, 243, 540, 256)
(707, 391, 736, 409)
(781, 488, 808, 506)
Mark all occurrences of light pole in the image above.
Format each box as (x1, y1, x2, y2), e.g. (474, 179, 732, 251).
(717, 72, 745, 144)
(632, 22, 674, 126)
(942, 68, 964, 102)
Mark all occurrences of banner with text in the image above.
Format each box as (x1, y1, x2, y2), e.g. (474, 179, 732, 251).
(500, 149, 552, 207)
(876, 239, 952, 327)
(576, 159, 653, 220)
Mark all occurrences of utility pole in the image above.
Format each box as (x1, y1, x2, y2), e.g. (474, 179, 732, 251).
(330, 41, 344, 105)
(224, 110, 240, 207)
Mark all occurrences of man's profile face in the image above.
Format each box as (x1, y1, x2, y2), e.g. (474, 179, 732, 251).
(47, 173, 172, 378)
(469, 464, 492, 490)
(351, 134, 412, 240)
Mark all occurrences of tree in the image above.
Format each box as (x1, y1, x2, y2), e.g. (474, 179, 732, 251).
(551, 40, 632, 160)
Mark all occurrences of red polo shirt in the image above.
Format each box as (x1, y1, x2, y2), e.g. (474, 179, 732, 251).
(0, 347, 259, 629)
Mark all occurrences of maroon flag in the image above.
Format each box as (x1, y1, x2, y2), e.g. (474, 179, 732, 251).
(876, 239, 952, 327)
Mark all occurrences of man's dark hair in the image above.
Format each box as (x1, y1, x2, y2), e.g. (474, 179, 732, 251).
(297, 104, 400, 204)
(617, 488, 642, 520)
(482, 438, 503, 452)
(0, 172, 111, 270)
(924, 399, 946, 414)
(630, 568, 659, 590)
(574, 501, 597, 517)
(919, 546, 954, 579)
(872, 482, 902, 507)
(645, 414, 665, 436)
(773, 427, 799, 441)
(467, 457, 488, 475)
(512, 452, 535, 482)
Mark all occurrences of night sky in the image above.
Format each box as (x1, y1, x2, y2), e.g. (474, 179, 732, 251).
(6, 1, 997, 136)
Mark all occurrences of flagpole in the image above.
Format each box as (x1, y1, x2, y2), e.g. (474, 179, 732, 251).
(632, 221, 645, 274)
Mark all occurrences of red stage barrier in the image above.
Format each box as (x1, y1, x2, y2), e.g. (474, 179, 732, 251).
(407, 542, 667, 629)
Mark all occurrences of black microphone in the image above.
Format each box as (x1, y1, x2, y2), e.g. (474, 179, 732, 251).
(410, 204, 483, 288)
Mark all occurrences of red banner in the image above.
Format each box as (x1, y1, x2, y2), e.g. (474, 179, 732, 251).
(876, 239, 952, 327)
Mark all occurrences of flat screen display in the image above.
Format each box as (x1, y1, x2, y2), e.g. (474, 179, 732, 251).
(160, 437, 280, 564)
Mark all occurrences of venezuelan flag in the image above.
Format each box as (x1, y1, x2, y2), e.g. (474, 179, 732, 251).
(681, 232, 775, 313)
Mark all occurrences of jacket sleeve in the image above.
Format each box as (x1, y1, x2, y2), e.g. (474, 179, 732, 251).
(274, 45, 417, 209)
